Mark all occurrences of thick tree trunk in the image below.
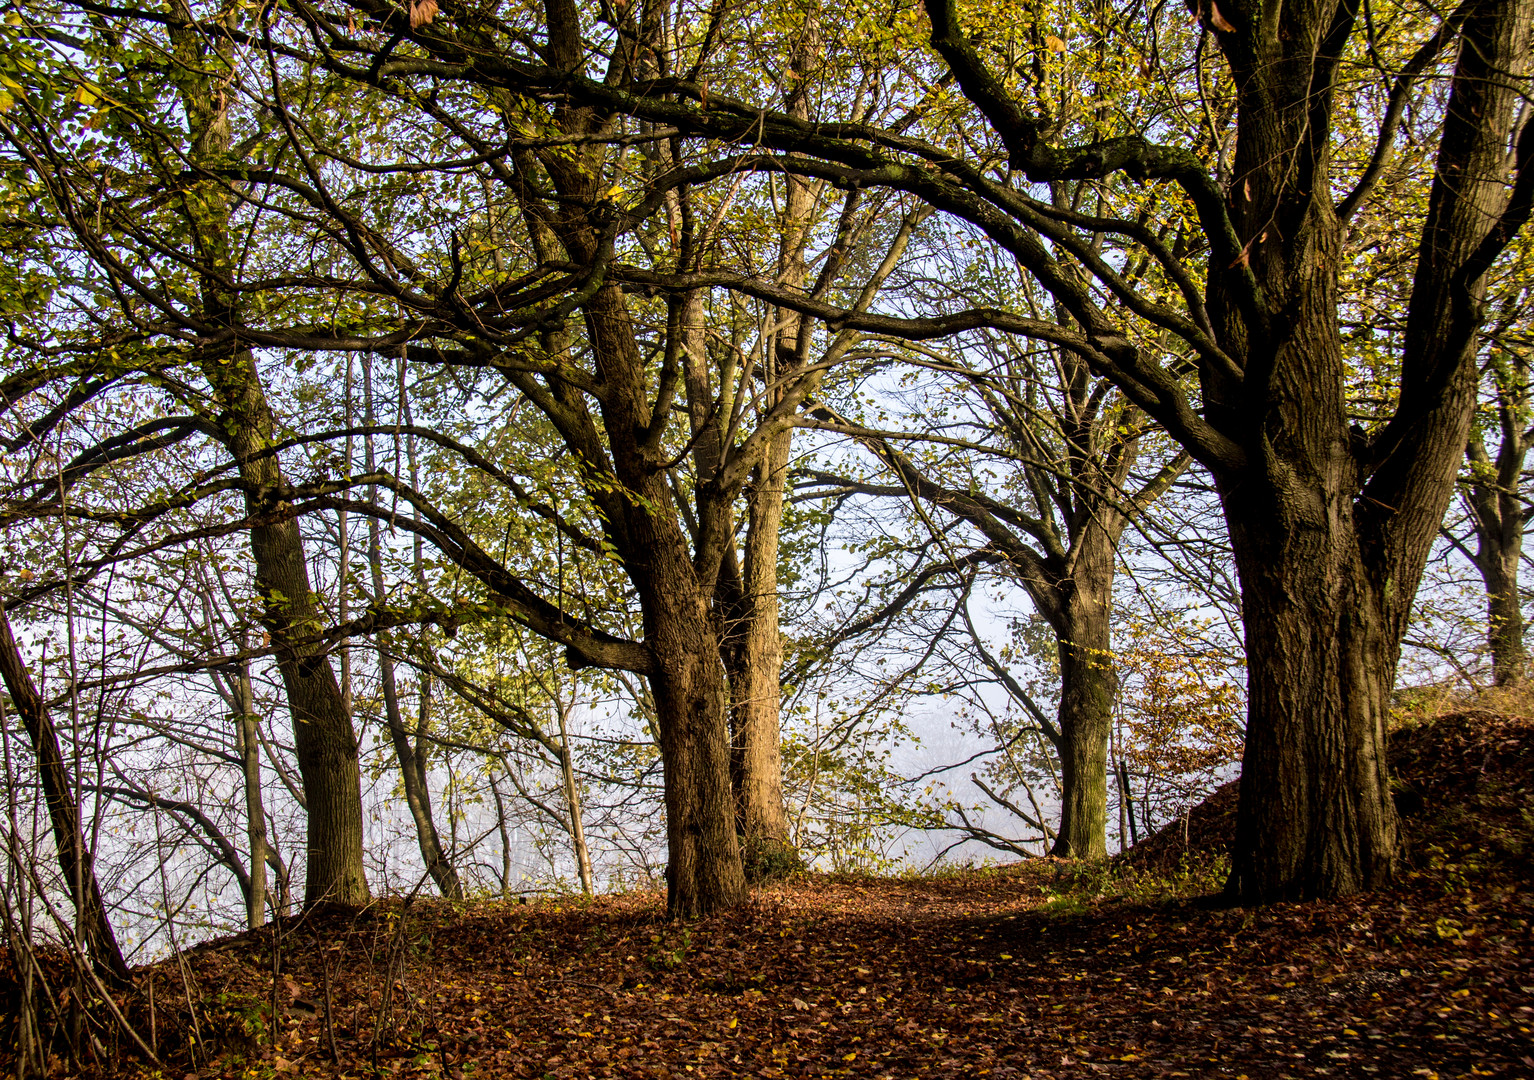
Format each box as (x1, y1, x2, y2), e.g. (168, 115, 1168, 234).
(1049, 593, 1114, 861)
(1224, 495, 1399, 900)
(585, 286, 748, 917)
(0, 610, 130, 986)
(648, 587, 748, 918)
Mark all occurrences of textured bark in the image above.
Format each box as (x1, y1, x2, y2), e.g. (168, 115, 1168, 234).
(1484, 548, 1526, 686)
(1049, 548, 1116, 861)
(1206, 0, 1534, 901)
(0, 610, 130, 986)
(586, 285, 748, 917)
(1222, 483, 1399, 900)
(218, 363, 370, 907)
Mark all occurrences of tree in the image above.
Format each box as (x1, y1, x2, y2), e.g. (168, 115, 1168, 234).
(800, 287, 1188, 858)
(520, 0, 1534, 899)
(1455, 279, 1534, 686)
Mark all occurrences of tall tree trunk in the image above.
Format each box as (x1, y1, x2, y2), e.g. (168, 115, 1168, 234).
(239, 441, 370, 906)
(724, 19, 819, 869)
(0, 610, 130, 986)
(1048, 564, 1115, 860)
(1483, 540, 1526, 686)
(730, 427, 796, 872)
(588, 287, 748, 918)
(169, 9, 369, 907)
(1208, 0, 1533, 901)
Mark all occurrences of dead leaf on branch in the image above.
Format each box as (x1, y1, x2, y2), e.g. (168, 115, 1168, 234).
(409, 0, 438, 28)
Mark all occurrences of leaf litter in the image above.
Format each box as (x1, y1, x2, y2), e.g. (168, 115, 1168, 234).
(42, 712, 1534, 1079)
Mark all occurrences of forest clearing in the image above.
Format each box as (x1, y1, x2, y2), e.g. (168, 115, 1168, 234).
(23, 708, 1526, 1080)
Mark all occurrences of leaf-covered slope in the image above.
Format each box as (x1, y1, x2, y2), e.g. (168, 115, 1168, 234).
(19, 711, 1532, 1079)
(1120, 710, 1534, 879)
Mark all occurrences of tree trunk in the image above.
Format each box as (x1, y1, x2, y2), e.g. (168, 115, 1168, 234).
(1224, 491, 1399, 900)
(376, 646, 463, 899)
(168, 15, 369, 907)
(242, 472, 370, 906)
(1484, 541, 1526, 686)
(731, 427, 797, 874)
(555, 698, 595, 895)
(1049, 590, 1114, 861)
(649, 593, 748, 917)
(364, 396, 462, 899)
(0, 610, 130, 986)
(1211, 0, 1532, 902)
(586, 285, 748, 918)
(234, 663, 269, 929)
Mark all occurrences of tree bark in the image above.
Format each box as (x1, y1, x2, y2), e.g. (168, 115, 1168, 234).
(588, 286, 749, 918)
(730, 427, 797, 871)
(1222, 483, 1399, 900)
(1048, 550, 1116, 860)
(1464, 398, 1530, 685)
(0, 610, 130, 986)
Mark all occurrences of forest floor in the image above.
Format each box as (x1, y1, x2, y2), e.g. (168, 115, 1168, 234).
(38, 711, 1534, 1079)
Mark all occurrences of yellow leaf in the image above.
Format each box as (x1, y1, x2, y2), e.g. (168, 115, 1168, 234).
(842, 1052, 857, 1062)
(1045, 35, 1066, 53)
(0, 74, 20, 91)
(605, 184, 626, 200)
(728, 1017, 737, 1029)
(76, 85, 98, 106)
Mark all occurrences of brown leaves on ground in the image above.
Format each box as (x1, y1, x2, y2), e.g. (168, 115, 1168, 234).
(88, 712, 1534, 1078)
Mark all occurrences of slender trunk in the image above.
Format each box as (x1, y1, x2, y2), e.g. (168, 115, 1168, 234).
(732, 427, 796, 871)
(235, 663, 268, 929)
(1485, 541, 1525, 686)
(555, 698, 594, 895)
(366, 494, 462, 897)
(0, 610, 129, 986)
(375, 643, 463, 899)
